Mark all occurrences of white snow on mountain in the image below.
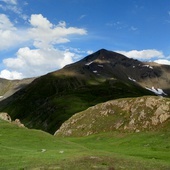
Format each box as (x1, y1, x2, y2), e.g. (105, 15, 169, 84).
(128, 77, 136, 82)
(142, 65, 153, 69)
(145, 87, 167, 96)
(98, 65, 103, 67)
(85, 61, 93, 66)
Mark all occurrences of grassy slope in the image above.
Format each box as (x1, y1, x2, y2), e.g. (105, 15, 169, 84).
(68, 130, 170, 170)
(0, 119, 170, 170)
(0, 73, 153, 134)
(56, 96, 170, 137)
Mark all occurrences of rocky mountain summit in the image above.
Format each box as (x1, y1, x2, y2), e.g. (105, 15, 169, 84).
(55, 96, 170, 137)
(77, 49, 170, 96)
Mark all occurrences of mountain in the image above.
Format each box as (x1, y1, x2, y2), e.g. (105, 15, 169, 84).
(55, 96, 170, 137)
(0, 49, 169, 134)
(0, 77, 35, 101)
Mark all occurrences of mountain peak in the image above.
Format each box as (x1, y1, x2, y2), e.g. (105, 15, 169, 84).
(82, 48, 128, 63)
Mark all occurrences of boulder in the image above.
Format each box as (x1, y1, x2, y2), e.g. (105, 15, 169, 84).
(0, 112, 11, 122)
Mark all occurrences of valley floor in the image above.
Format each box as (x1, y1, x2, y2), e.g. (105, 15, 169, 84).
(0, 119, 170, 170)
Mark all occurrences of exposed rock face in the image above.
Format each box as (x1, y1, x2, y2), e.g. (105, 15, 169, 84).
(0, 112, 11, 122)
(0, 112, 25, 128)
(12, 119, 25, 128)
(55, 96, 170, 137)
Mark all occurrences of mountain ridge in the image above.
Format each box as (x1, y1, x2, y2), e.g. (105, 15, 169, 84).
(61, 49, 170, 96)
(0, 49, 169, 134)
(0, 77, 35, 101)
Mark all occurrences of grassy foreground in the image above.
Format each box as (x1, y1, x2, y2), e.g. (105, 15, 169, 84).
(0, 119, 170, 170)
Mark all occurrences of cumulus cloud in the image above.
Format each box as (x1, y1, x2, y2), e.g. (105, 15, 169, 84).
(2, 47, 75, 78)
(154, 59, 170, 65)
(116, 49, 170, 66)
(0, 14, 27, 50)
(0, 69, 23, 80)
(29, 14, 87, 48)
(116, 49, 164, 60)
(0, 14, 87, 79)
(0, 13, 15, 30)
(87, 50, 93, 55)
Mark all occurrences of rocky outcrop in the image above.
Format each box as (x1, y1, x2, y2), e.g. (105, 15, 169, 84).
(0, 112, 11, 122)
(12, 119, 25, 128)
(55, 96, 170, 137)
(0, 112, 25, 128)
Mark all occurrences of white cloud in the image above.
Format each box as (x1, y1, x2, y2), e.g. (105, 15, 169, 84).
(0, 0, 17, 5)
(2, 47, 75, 78)
(0, 13, 87, 51)
(60, 51, 74, 68)
(154, 59, 170, 65)
(0, 13, 15, 30)
(0, 69, 23, 80)
(87, 50, 93, 55)
(29, 14, 87, 49)
(116, 49, 164, 60)
(0, 14, 27, 50)
(0, 0, 28, 20)
(116, 49, 170, 66)
(0, 14, 87, 79)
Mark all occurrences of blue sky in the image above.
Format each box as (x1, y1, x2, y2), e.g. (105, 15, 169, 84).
(0, 0, 170, 79)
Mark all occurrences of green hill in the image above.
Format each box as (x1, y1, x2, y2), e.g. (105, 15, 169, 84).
(55, 96, 170, 137)
(0, 118, 170, 170)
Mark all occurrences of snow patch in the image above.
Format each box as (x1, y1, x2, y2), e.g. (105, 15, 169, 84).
(145, 87, 167, 96)
(85, 61, 93, 66)
(0, 96, 3, 98)
(133, 66, 135, 68)
(93, 70, 97, 73)
(98, 65, 103, 67)
(128, 77, 136, 82)
(142, 65, 153, 69)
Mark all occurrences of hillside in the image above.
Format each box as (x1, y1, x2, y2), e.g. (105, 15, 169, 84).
(55, 96, 170, 137)
(0, 117, 170, 169)
(0, 49, 170, 169)
(0, 77, 35, 101)
(0, 49, 158, 134)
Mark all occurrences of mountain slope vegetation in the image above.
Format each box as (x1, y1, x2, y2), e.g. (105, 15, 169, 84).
(0, 49, 170, 169)
(0, 118, 170, 170)
(0, 49, 157, 134)
(55, 96, 170, 137)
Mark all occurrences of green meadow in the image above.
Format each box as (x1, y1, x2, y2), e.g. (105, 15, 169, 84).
(0, 119, 169, 170)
